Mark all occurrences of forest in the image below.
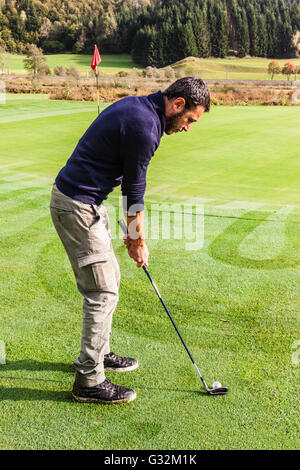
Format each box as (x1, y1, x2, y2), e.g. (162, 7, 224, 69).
(0, 0, 299, 66)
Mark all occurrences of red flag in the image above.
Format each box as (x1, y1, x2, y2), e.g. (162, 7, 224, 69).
(91, 45, 101, 70)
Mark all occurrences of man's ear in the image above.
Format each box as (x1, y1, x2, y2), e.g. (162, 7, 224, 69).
(173, 97, 186, 112)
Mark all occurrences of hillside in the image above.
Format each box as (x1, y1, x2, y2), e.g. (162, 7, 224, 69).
(170, 55, 300, 80)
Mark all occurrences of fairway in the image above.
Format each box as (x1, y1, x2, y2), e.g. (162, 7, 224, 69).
(0, 95, 299, 450)
(2, 53, 139, 76)
(2, 52, 300, 80)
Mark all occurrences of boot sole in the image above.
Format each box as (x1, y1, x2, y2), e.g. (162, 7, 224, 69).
(104, 362, 139, 373)
(72, 391, 137, 405)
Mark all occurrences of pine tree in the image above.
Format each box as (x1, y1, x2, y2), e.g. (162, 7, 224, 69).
(198, 6, 211, 58)
(256, 14, 268, 57)
(237, 8, 250, 57)
(132, 28, 150, 66)
(266, 10, 277, 57)
(247, 4, 258, 56)
(179, 20, 198, 58)
(215, 3, 229, 58)
(276, 19, 295, 57)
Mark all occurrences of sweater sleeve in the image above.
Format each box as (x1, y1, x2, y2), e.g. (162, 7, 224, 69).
(120, 126, 157, 214)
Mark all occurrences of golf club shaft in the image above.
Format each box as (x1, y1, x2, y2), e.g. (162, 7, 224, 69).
(118, 219, 208, 389)
(143, 265, 207, 387)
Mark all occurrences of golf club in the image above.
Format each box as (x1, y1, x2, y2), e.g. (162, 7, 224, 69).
(119, 219, 228, 396)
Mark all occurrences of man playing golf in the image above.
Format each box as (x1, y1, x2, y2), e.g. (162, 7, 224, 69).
(50, 77, 210, 404)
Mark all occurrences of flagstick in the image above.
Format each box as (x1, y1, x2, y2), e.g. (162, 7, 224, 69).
(96, 69, 100, 115)
(91, 44, 101, 116)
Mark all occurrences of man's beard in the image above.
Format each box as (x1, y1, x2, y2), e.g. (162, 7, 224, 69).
(165, 110, 186, 134)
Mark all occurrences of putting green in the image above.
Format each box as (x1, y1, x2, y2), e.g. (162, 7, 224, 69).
(0, 95, 299, 450)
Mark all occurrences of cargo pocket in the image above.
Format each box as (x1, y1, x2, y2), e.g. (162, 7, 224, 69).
(77, 253, 118, 295)
(78, 204, 100, 230)
(50, 206, 74, 221)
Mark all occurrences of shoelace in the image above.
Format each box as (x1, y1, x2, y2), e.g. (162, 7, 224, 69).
(101, 378, 123, 394)
(105, 352, 124, 365)
(106, 352, 118, 360)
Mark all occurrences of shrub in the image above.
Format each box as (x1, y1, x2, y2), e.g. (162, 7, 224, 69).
(31, 77, 41, 91)
(117, 91, 131, 98)
(164, 66, 175, 79)
(223, 85, 236, 93)
(131, 67, 140, 78)
(145, 66, 156, 78)
(116, 71, 129, 77)
(38, 63, 51, 76)
(66, 66, 81, 81)
(54, 65, 66, 76)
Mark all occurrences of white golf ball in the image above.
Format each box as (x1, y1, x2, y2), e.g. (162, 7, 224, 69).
(212, 381, 222, 389)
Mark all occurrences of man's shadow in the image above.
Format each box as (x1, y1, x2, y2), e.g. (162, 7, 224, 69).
(0, 360, 74, 402)
(0, 386, 71, 402)
(0, 360, 208, 399)
(0, 360, 73, 373)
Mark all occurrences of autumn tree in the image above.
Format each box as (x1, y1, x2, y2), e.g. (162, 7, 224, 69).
(268, 60, 281, 80)
(282, 62, 296, 80)
(23, 44, 48, 77)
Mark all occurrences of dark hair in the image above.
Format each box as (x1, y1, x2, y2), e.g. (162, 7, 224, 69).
(163, 77, 210, 112)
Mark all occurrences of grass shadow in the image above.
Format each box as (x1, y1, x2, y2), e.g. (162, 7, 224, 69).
(0, 386, 71, 402)
(0, 360, 74, 373)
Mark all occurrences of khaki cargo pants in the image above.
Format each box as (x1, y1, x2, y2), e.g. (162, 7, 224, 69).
(50, 184, 120, 387)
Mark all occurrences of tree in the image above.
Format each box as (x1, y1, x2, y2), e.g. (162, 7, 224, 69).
(266, 11, 277, 57)
(132, 28, 151, 66)
(276, 20, 295, 57)
(256, 15, 267, 57)
(1, 0, 300, 63)
(282, 62, 296, 80)
(247, 4, 258, 56)
(215, 4, 229, 58)
(268, 60, 281, 80)
(237, 8, 250, 57)
(0, 47, 5, 72)
(23, 43, 47, 77)
(179, 20, 198, 58)
(191, 6, 211, 58)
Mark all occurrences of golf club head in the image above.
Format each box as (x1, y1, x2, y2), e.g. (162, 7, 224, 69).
(208, 386, 228, 396)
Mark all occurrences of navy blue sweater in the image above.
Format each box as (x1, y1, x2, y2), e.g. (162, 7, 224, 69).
(55, 91, 166, 212)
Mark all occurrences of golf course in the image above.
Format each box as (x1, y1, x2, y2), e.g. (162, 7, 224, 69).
(0, 94, 299, 450)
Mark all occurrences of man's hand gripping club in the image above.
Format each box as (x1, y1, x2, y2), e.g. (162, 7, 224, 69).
(123, 211, 149, 268)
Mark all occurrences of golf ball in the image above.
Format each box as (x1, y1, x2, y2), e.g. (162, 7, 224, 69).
(212, 381, 222, 389)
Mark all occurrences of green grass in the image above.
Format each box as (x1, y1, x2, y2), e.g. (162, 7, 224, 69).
(0, 95, 299, 450)
(2, 53, 300, 80)
(1, 53, 139, 76)
(171, 56, 300, 80)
